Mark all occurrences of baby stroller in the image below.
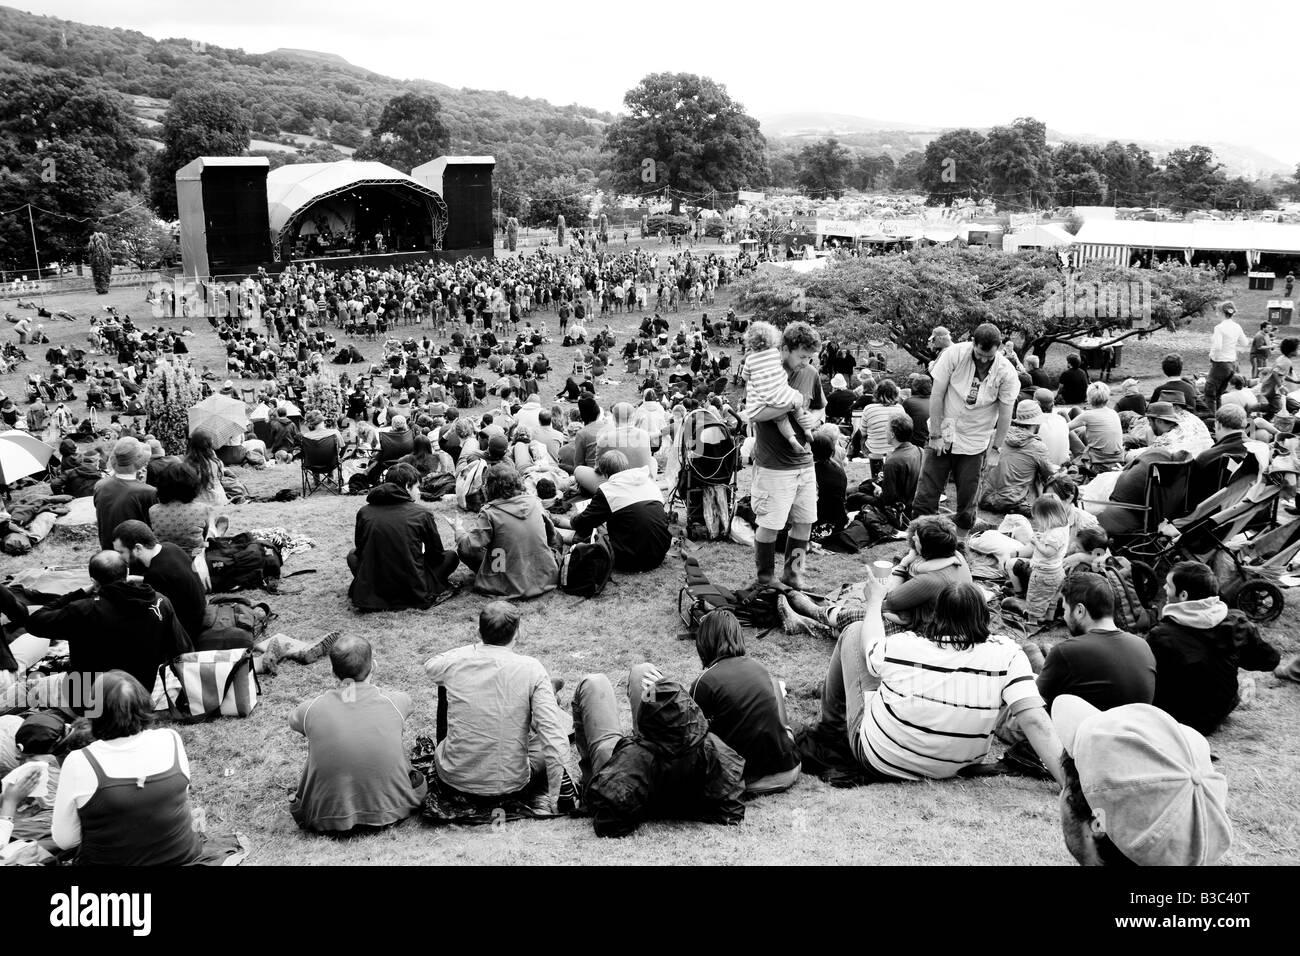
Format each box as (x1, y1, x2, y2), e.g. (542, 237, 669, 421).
(666, 409, 741, 541)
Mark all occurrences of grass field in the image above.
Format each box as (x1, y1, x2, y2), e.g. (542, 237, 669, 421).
(2, 255, 1297, 866)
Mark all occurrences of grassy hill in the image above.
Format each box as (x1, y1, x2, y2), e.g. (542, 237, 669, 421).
(0, 4, 611, 184)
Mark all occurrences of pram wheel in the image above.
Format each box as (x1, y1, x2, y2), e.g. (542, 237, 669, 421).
(1234, 581, 1284, 624)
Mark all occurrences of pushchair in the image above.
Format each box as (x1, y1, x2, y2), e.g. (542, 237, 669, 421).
(665, 409, 741, 541)
(1120, 466, 1286, 623)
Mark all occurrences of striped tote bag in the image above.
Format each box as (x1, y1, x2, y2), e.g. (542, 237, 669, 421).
(155, 649, 260, 721)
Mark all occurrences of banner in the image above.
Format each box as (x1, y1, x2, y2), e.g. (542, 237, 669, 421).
(1009, 213, 1039, 231)
(737, 190, 766, 203)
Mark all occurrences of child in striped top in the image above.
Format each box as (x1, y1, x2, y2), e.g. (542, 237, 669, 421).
(739, 321, 807, 450)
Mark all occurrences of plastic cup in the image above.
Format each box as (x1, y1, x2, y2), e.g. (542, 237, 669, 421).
(870, 559, 894, 580)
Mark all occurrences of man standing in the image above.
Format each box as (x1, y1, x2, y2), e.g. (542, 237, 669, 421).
(914, 323, 1018, 530)
(1205, 301, 1248, 412)
(749, 321, 824, 588)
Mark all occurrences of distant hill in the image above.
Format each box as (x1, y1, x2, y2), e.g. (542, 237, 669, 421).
(760, 110, 1290, 179)
(0, 3, 612, 189)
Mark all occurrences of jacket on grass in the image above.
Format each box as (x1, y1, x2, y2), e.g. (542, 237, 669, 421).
(584, 681, 746, 838)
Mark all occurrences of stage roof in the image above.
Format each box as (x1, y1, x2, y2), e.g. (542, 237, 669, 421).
(265, 161, 448, 236)
(1074, 219, 1300, 254)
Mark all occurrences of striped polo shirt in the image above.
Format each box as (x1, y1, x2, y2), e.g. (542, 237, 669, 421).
(859, 630, 1041, 781)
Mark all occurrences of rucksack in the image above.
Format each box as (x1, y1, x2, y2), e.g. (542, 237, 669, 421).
(205, 533, 283, 593)
(559, 530, 615, 598)
(677, 555, 786, 634)
(1097, 557, 1151, 633)
(455, 456, 488, 512)
(196, 595, 272, 650)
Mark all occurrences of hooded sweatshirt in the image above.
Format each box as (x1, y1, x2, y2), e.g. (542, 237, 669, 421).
(583, 681, 746, 838)
(981, 427, 1054, 513)
(9, 580, 191, 694)
(1147, 597, 1281, 734)
(457, 493, 559, 599)
(570, 468, 671, 572)
(350, 483, 452, 611)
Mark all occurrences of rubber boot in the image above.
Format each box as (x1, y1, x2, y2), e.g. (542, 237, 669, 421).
(755, 539, 776, 586)
(782, 538, 809, 591)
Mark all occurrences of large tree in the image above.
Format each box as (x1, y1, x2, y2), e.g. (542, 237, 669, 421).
(984, 117, 1054, 209)
(354, 92, 448, 172)
(98, 191, 177, 269)
(603, 73, 768, 214)
(795, 138, 852, 198)
(1157, 144, 1227, 209)
(920, 129, 987, 205)
(853, 153, 895, 192)
(1053, 142, 1108, 206)
(890, 150, 924, 191)
(149, 87, 251, 218)
(1100, 141, 1156, 205)
(524, 175, 590, 229)
(735, 248, 1219, 367)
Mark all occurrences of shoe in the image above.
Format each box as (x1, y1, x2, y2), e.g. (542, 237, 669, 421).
(785, 589, 829, 624)
(795, 723, 858, 777)
(286, 630, 341, 665)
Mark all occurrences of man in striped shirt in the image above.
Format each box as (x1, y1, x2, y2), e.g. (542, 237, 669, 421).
(800, 580, 1065, 786)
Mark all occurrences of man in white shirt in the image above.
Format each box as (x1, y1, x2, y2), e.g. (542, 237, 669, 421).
(1034, 389, 1074, 467)
(1205, 301, 1248, 412)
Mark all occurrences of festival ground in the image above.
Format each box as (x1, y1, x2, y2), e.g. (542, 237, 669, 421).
(2, 252, 1297, 865)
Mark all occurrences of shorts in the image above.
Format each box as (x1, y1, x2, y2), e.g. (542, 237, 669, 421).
(750, 464, 817, 531)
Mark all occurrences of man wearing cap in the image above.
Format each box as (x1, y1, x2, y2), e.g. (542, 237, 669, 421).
(1205, 301, 1248, 412)
(1113, 378, 1148, 416)
(980, 399, 1057, 514)
(915, 323, 1019, 530)
(92, 437, 158, 551)
(926, 326, 953, 373)
(825, 373, 858, 426)
(1137, 394, 1213, 458)
(1053, 694, 1233, 865)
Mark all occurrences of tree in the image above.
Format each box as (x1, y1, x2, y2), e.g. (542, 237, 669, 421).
(0, 140, 120, 269)
(1213, 176, 1277, 212)
(603, 73, 768, 214)
(150, 87, 251, 218)
(1157, 145, 1227, 210)
(853, 153, 895, 192)
(98, 192, 176, 268)
(1100, 141, 1156, 205)
(1282, 163, 1300, 202)
(920, 129, 987, 205)
(87, 232, 112, 294)
(795, 138, 852, 198)
(354, 92, 448, 172)
(890, 150, 924, 191)
(984, 117, 1054, 209)
(525, 175, 589, 228)
(734, 247, 1218, 367)
(1053, 142, 1108, 206)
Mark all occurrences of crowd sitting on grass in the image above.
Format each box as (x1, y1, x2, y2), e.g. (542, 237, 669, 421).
(4, 267, 1300, 866)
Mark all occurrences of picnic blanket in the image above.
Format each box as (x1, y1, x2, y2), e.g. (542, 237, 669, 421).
(409, 734, 578, 825)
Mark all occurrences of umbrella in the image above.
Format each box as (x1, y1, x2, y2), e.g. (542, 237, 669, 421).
(0, 430, 54, 485)
(188, 395, 250, 447)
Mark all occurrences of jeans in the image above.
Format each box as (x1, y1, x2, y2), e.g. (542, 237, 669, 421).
(572, 664, 657, 786)
(817, 621, 881, 763)
(913, 447, 986, 529)
(1205, 361, 1236, 410)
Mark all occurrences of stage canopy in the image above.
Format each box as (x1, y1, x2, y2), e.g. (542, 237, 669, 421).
(265, 161, 448, 262)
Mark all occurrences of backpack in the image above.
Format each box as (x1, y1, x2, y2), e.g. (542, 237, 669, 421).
(455, 456, 488, 512)
(420, 471, 457, 501)
(677, 555, 786, 635)
(559, 530, 615, 598)
(1097, 557, 1151, 633)
(205, 533, 282, 593)
(196, 595, 272, 650)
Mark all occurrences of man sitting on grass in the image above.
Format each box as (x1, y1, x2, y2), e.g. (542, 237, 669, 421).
(1144, 561, 1280, 735)
(288, 635, 428, 835)
(423, 602, 569, 814)
(112, 520, 207, 644)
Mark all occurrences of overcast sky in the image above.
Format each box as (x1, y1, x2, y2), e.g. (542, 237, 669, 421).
(17, 0, 1299, 168)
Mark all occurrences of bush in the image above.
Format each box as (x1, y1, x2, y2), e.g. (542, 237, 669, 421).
(142, 358, 204, 454)
(302, 368, 344, 424)
(646, 213, 692, 236)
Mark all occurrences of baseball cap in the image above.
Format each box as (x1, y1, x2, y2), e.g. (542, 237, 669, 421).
(487, 434, 510, 460)
(1053, 695, 1233, 866)
(15, 712, 65, 756)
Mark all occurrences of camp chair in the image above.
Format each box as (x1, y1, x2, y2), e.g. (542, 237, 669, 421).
(240, 387, 256, 404)
(300, 433, 343, 496)
(1103, 458, 1195, 542)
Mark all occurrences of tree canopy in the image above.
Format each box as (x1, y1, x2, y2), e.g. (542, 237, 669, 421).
(149, 87, 251, 218)
(603, 73, 768, 213)
(354, 93, 448, 172)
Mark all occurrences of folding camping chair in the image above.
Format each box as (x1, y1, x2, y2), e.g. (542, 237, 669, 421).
(300, 433, 343, 496)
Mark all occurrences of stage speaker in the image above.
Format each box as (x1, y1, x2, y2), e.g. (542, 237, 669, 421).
(412, 157, 494, 254)
(177, 157, 272, 276)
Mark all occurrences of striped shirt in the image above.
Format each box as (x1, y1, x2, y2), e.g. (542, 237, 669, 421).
(743, 348, 801, 410)
(859, 630, 1041, 781)
(857, 402, 904, 458)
